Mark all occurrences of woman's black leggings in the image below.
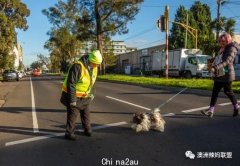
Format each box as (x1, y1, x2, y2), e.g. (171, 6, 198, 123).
(210, 81, 238, 107)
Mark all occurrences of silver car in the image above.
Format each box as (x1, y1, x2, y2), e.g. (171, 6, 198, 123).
(2, 70, 19, 81)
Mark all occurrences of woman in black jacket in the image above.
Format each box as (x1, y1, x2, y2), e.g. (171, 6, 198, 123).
(201, 32, 239, 118)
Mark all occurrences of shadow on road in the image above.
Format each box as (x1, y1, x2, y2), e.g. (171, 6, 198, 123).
(0, 107, 66, 113)
(91, 111, 133, 115)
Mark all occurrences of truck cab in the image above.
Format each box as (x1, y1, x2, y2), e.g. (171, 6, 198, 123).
(185, 54, 211, 78)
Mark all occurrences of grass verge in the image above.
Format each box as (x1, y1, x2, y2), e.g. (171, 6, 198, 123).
(98, 74, 240, 93)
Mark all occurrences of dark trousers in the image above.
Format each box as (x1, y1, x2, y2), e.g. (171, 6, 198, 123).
(210, 81, 237, 107)
(66, 100, 91, 135)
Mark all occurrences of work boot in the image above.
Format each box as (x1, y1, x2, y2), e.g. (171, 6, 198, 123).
(84, 129, 92, 137)
(65, 133, 76, 141)
(233, 104, 239, 117)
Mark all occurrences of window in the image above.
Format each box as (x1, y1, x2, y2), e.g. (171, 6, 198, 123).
(188, 57, 197, 65)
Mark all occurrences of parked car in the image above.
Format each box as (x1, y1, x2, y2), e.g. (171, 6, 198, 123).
(2, 70, 19, 81)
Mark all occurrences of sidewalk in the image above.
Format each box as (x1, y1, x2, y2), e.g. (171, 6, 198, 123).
(0, 82, 17, 107)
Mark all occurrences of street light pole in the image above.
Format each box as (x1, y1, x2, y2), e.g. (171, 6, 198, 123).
(185, 13, 188, 48)
(165, 5, 169, 79)
(216, 0, 221, 41)
(216, 0, 227, 41)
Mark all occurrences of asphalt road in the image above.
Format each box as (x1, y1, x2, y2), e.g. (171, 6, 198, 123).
(0, 75, 240, 166)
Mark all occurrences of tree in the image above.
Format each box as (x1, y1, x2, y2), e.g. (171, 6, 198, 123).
(169, 5, 196, 49)
(43, 0, 143, 74)
(37, 54, 50, 68)
(212, 17, 236, 37)
(224, 18, 236, 36)
(49, 49, 61, 73)
(80, 0, 143, 74)
(169, 2, 220, 56)
(43, 0, 86, 73)
(0, 0, 30, 69)
(190, 1, 215, 55)
(30, 61, 41, 69)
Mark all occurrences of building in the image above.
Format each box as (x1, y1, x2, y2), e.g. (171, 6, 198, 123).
(17, 43, 23, 66)
(13, 46, 19, 69)
(116, 44, 165, 74)
(80, 40, 137, 56)
(12, 43, 23, 70)
(110, 41, 137, 55)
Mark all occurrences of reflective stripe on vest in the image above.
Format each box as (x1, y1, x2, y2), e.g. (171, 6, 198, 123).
(62, 61, 98, 98)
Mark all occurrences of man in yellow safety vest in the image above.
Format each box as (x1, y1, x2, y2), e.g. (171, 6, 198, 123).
(61, 50, 102, 140)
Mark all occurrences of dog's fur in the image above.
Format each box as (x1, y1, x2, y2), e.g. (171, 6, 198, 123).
(131, 111, 165, 132)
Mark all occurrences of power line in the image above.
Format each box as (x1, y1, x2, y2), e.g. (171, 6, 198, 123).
(123, 26, 156, 41)
(141, 5, 165, 8)
(136, 38, 165, 49)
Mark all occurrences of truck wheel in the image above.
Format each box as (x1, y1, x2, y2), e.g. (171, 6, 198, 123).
(159, 71, 164, 78)
(185, 71, 192, 79)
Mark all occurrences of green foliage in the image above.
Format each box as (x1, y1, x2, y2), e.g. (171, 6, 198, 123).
(224, 18, 236, 36)
(30, 61, 41, 69)
(30, 54, 50, 70)
(43, 0, 85, 72)
(190, 1, 215, 54)
(43, 0, 143, 74)
(211, 16, 236, 37)
(18, 61, 25, 71)
(168, 1, 236, 56)
(49, 49, 61, 73)
(169, 5, 196, 49)
(0, 0, 30, 69)
(37, 54, 50, 68)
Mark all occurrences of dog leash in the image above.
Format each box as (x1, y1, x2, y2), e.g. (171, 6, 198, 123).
(153, 87, 188, 113)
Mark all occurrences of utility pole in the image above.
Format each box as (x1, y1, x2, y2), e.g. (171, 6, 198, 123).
(216, 0, 221, 41)
(185, 12, 188, 48)
(164, 5, 169, 79)
(216, 0, 227, 41)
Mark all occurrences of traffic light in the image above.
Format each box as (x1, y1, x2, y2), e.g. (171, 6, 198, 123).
(157, 15, 166, 32)
(160, 15, 166, 32)
(157, 19, 161, 29)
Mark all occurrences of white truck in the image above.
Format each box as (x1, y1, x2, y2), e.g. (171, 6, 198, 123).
(150, 48, 211, 78)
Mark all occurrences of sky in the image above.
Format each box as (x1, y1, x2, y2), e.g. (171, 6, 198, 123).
(16, 0, 240, 66)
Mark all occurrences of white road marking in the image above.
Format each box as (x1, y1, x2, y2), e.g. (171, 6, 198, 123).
(107, 88, 187, 113)
(218, 102, 231, 106)
(181, 106, 209, 113)
(30, 77, 39, 133)
(181, 100, 240, 113)
(163, 113, 175, 117)
(106, 96, 151, 111)
(5, 121, 127, 147)
(218, 100, 240, 106)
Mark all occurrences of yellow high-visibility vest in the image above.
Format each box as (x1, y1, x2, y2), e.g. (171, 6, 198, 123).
(62, 61, 98, 98)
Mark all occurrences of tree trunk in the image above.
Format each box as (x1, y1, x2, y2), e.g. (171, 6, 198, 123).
(95, 0, 105, 75)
